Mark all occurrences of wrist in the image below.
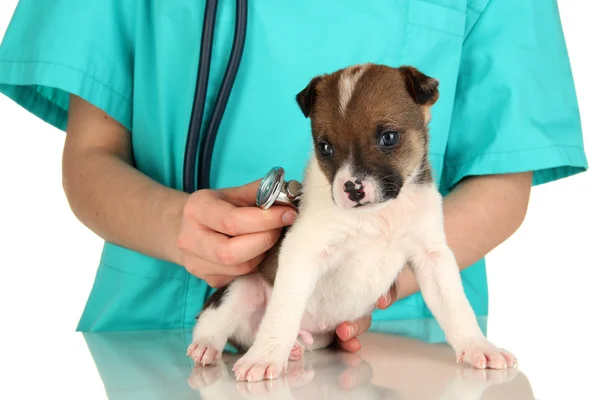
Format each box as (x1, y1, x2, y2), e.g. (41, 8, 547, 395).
(161, 189, 189, 266)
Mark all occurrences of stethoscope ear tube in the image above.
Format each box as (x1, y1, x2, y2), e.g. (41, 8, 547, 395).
(181, 1, 300, 210)
(183, 0, 219, 194)
(183, 0, 248, 194)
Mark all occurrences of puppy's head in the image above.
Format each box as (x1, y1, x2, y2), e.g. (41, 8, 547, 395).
(296, 64, 438, 209)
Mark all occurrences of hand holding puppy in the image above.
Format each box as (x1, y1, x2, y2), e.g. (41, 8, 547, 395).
(335, 286, 400, 352)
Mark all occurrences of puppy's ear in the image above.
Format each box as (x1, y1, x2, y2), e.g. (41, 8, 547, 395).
(399, 66, 439, 106)
(296, 76, 323, 118)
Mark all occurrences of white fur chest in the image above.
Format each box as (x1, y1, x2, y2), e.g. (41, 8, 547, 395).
(281, 157, 442, 335)
(297, 194, 428, 333)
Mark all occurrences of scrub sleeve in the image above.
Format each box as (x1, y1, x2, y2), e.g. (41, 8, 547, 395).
(0, 0, 134, 131)
(444, 0, 587, 188)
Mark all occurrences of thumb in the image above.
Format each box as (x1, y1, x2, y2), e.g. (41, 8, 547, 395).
(219, 180, 262, 207)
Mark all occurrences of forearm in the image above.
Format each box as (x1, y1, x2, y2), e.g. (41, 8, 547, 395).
(395, 172, 533, 299)
(62, 149, 187, 264)
(62, 95, 187, 265)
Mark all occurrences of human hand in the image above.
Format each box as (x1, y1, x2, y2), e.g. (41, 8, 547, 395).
(176, 180, 297, 288)
(335, 282, 401, 352)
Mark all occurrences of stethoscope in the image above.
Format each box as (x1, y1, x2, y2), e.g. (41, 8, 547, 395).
(182, 0, 301, 209)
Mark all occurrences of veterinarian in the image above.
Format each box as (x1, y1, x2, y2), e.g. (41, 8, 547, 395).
(0, 0, 587, 352)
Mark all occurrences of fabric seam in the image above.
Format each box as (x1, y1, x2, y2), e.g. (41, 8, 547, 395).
(407, 21, 464, 37)
(462, 0, 492, 42)
(445, 144, 585, 169)
(101, 261, 186, 281)
(0, 59, 131, 102)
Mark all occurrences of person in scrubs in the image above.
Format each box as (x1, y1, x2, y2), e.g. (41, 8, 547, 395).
(0, 0, 588, 352)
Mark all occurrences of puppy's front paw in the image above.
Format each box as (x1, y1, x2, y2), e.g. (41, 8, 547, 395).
(457, 340, 517, 370)
(233, 343, 289, 382)
(187, 340, 223, 366)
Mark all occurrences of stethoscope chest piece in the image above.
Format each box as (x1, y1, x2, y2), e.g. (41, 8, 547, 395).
(256, 167, 302, 210)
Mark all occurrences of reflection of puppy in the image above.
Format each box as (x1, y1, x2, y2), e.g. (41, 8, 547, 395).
(440, 367, 522, 400)
(188, 360, 312, 400)
(188, 352, 402, 400)
(188, 63, 517, 381)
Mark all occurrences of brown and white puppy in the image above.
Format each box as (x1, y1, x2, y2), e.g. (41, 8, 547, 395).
(187, 63, 517, 382)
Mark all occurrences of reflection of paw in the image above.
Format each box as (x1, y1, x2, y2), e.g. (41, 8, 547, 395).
(235, 378, 288, 396)
(187, 364, 223, 388)
(233, 343, 289, 381)
(187, 341, 222, 366)
(288, 341, 305, 361)
(286, 361, 316, 389)
(233, 362, 315, 395)
(457, 340, 517, 369)
(457, 364, 519, 383)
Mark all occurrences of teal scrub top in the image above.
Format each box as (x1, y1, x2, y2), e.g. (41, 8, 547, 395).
(0, 0, 588, 336)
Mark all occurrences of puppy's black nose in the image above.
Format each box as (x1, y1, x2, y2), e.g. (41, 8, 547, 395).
(344, 181, 356, 193)
(344, 180, 365, 202)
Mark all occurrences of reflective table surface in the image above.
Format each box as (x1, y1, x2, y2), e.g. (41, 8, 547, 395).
(2, 317, 548, 399)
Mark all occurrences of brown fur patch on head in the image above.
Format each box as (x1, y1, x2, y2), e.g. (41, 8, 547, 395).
(296, 64, 438, 202)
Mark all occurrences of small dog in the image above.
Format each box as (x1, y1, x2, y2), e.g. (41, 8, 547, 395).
(187, 63, 517, 382)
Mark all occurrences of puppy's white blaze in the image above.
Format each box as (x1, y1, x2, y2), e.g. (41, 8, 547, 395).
(338, 65, 369, 115)
(332, 164, 352, 207)
(334, 164, 353, 184)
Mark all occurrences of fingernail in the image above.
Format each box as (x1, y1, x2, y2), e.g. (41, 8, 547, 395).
(282, 211, 297, 225)
(347, 325, 355, 339)
(383, 293, 392, 307)
(377, 294, 391, 309)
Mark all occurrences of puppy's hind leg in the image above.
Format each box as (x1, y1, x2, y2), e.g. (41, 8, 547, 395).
(188, 275, 267, 366)
(303, 331, 335, 352)
(287, 331, 335, 362)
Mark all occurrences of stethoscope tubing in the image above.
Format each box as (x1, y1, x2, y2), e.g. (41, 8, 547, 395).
(183, 0, 248, 194)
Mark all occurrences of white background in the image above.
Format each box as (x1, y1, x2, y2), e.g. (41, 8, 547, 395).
(1, 1, 598, 399)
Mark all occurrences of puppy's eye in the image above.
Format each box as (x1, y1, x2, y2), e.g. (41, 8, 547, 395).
(379, 131, 400, 148)
(318, 141, 333, 157)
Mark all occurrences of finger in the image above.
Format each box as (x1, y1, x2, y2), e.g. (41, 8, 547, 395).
(377, 285, 398, 310)
(336, 337, 362, 353)
(220, 253, 266, 276)
(336, 322, 353, 341)
(208, 228, 281, 266)
(354, 315, 372, 336)
(215, 206, 297, 236)
(204, 274, 236, 289)
(219, 180, 262, 206)
(336, 316, 371, 342)
(191, 197, 296, 236)
(183, 245, 265, 279)
(179, 220, 279, 266)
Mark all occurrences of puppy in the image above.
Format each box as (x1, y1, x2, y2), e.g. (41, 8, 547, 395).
(187, 63, 517, 382)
